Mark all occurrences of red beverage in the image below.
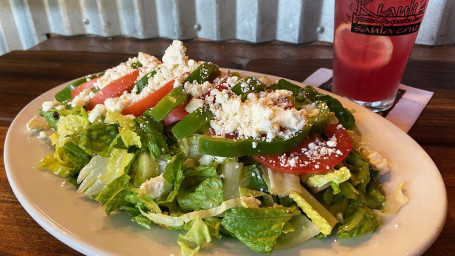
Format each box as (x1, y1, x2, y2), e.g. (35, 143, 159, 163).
(332, 0, 429, 111)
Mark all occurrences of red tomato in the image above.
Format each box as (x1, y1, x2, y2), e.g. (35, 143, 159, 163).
(71, 77, 100, 98)
(121, 79, 175, 117)
(253, 124, 352, 174)
(86, 69, 141, 110)
(162, 103, 189, 125)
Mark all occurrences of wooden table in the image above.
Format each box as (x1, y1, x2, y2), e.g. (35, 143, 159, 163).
(0, 37, 454, 255)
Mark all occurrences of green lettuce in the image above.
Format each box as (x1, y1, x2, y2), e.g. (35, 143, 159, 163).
(97, 174, 131, 214)
(274, 214, 320, 250)
(77, 148, 134, 196)
(177, 165, 223, 211)
(220, 207, 293, 253)
(337, 200, 381, 238)
(72, 123, 120, 157)
(158, 153, 185, 204)
(220, 162, 242, 200)
(177, 218, 212, 256)
(240, 165, 268, 193)
(134, 112, 169, 158)
(178, 177, 223, 211)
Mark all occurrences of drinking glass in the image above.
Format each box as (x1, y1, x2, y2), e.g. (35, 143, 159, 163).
(332, 0, 429, 112)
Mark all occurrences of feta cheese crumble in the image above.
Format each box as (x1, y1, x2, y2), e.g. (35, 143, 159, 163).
(207, 89, 308, 141)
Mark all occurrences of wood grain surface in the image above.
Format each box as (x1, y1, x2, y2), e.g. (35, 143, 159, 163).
(1, 37, 454, 256)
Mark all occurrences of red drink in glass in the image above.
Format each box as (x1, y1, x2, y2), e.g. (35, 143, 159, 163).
(332, 0, 429, 112)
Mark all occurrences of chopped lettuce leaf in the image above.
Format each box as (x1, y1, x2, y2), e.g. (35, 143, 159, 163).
(289, 190, 338, 236)
(177, 166, 223, 211)
(106, 111, 136, 128)
(140, 197, 257, 227)
(56, 112, 90, 146)
(132, 151, 160, 186)
(74, 123, 120, 157)
(275, 214, 320, 250)
(63, 142, 92, 172)
(239, 187, 267, 197)
(337, 200, 380, 238)
(158, 153, 185, 204)
(178, 177, 223, 211)
(97, 174, 131, 214)
(239, 165, 268, 193)
(306, 167, 351, 188)
(221, 207, 293, 253)
(376, 182, 408, 217)
(134, 113, 168, 159)
(177, 218, 212, 256)
(38, 153, 74, 177)
(262, 167, 303, 197)
(119, 127, 142, 148)
(77, 148, 134, 196)
(220, 162, 243, 200)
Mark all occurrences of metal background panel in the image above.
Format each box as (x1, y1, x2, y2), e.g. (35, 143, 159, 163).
(0, 0, 453, 55)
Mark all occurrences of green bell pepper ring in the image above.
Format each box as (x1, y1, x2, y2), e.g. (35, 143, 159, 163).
(55, 75, 99, 103)
(198, 126, 311, 157)
(197, 102, 330, 157)
(231, 76, 266, 100)
(150, 86, 189, 121)
(184, 62, 220, 84)
(172, 105, 213, 140)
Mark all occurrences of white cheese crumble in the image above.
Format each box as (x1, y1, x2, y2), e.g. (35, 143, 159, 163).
(88, 104, 107, 123)
(184, 80, 214, 98)
(38, 131, 47, 139)
(185, 98, 204, 113)
(140, 175, 172, 200)
(72, 89, 95, 107)
(207, 89, 308, 141)
(41, 100, 59, 111)
(104, 91, 133, 112)
(162, 40, 188, 67)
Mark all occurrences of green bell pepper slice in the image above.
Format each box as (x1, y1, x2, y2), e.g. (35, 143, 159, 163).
(231, 76, 266, 100)
(150, 86, 189, 121)
(198, 126, 311, 157)
(55, 75, 99, 103)
(198, 102, 330, 157)
(184, 62, 220, 84)
(172, 105, 213, 140)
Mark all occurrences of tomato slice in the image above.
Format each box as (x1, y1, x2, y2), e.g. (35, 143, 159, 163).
(86, 69, 141, 110)
(253, 124, 352, 174)
(121, 79, 175, 117)
(162, 102, 189, 125)
(71, 77, 100, 98)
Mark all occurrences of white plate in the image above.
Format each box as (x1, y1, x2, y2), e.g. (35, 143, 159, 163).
(4, 70, 447, 256)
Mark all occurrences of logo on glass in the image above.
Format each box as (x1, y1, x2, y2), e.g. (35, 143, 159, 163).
(351, 0, 427, 36)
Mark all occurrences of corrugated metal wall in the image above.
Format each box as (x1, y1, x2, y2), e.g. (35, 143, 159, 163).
(0, 0, 454, 55)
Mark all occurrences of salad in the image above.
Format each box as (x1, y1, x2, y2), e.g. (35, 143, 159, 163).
(27, 41, 407, 255)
